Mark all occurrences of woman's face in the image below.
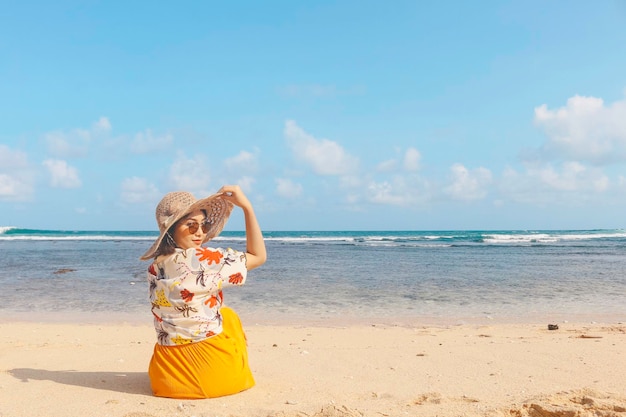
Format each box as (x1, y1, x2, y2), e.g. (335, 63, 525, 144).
(172, 210, 207, 250)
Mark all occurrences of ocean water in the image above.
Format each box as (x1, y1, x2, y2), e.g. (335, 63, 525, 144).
(1, 227, 625, 325)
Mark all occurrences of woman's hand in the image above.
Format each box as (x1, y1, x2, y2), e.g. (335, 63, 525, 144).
(218, 185, 267, 270)
(218, 185, 252, 210)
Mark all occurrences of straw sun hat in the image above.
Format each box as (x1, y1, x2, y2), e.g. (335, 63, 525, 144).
(140, 191, 234, 260)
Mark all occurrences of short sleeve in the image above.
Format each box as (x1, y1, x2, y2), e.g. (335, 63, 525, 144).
(194, 246, 248, 287)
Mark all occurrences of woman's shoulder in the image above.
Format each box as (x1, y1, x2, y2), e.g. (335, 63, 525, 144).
(157, 247, 225, 262)
(156, 247, 243, 267)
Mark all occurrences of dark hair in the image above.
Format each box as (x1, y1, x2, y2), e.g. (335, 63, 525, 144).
(153, 227, 178, 259)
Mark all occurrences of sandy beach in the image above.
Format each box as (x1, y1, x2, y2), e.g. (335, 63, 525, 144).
(1, 318, 625, 417)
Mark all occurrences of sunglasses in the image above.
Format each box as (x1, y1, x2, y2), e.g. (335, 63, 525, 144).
(185, 220, 211, 234)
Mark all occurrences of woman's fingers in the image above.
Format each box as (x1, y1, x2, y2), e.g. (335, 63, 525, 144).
(218, 185, 250, 209)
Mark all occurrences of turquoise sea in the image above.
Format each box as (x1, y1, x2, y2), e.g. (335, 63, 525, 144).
(1, 227, 625, 324)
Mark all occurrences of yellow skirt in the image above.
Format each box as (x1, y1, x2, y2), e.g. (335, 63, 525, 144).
(148, 307, 255, 399)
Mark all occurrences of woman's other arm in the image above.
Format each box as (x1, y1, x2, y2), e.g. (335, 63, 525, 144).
(218, 185, 267, 270)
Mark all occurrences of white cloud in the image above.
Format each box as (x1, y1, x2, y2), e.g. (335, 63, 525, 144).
(120, 177, 160, 204)
(0, 174, 28, 199)
(130, 129, 173, 154)
(93, 116, 112, 132)
(534, 161, 584, 191)
(376, 147, 421, 173)
(366, 173, 431, 206)
(275, 178, 303, 199)
(367, 180, 412, 206)
(501, 161, 609, 204)
(224, 150, 258, 173)
(534, 94, 626, 164)
(42, 159, 82, 188)
(45, 131, 88, 158)
(284, 120, 359, 176)
(376, 159, 397, 172)
(444, 164, 492, 201)
(339, 174, 362, 189)
(0, 145, 35, 201)
(168, 152, 212, 194)
(533, 162, 608, 192)
(237, 176, 256, 193)
(403, 148, 421, 171)
(0, 146, 29, 169)
(44, 117, 112, 158)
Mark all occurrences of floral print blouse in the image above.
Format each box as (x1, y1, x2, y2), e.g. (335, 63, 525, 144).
(147, 247, 247, 346)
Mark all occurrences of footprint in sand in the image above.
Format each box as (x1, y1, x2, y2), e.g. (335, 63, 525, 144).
(413, 392, 479, 406)
(123, 413, 159, 417)
(507, 389, 626, 417)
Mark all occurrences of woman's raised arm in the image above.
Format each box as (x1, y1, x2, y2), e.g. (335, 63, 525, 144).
(218, 185, 267, 270)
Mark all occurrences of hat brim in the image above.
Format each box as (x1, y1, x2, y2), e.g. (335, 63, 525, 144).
(140, 192, 234, 261)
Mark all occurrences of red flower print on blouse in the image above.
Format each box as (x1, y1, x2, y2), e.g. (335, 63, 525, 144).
(196, 248, 223, 265)
(229, 272, 244, 284)
(180, 289, 194, 303)
(205, 295, 218, 307)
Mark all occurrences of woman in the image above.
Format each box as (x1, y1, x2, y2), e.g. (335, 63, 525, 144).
(140, 185, 266, 399)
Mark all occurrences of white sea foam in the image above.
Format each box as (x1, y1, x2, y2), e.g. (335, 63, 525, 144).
(556, 232, 626, 240)
(483, 233, 557, 244)
(482, 231, 626, 244)
(263, 236, 353, 242)
(0, 235, 153, 241)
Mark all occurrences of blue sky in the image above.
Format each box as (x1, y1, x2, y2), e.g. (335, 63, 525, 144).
(2, 1, 626, 231)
